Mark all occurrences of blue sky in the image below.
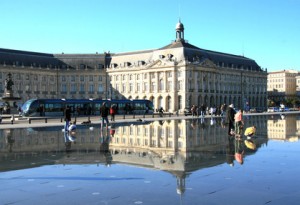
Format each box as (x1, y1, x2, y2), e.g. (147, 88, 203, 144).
(1, 0, 299, 72)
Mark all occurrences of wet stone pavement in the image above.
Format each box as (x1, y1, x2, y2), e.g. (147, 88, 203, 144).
(1, 113, 300, 205)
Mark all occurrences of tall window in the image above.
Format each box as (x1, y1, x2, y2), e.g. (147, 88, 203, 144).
(144, 82, 148, 92)
(71, 84, 76, 92)
(151, 82, 156, 92)
(167, 81, 172, 91)
(89, 84, 94, 92)
(122, 83, 126, 93)
(129, 83, 133, 92)
(178, 81, 183, 90)
(80, 84, 85, 92)
(178, 95, 182, 110)
(137, 83, 141, 92)
(98, 84, 103, 93)
(61, 84, 67, 92)
(159, 79, 164, 91)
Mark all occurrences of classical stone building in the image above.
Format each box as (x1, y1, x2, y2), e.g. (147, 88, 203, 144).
(108, 21, 267, 112)
(0, 49, 109, 101)
(0, 21, 267, 112)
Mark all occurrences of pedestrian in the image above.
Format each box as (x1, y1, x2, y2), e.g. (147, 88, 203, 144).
(220, 104, 226, 117)
(226, 104, 236, 136)
(191, 105, 196, 117)
(210, 106, 214, 117)
(64, 106, 71, 131)
(110, 105, 116, 121)
(234, 109, 244, 137)
(158, 107, 164, 117)
(100, 102, 109, 129)
(200, 104, 206, 117)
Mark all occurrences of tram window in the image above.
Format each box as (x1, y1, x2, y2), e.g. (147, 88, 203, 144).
(45, 103, 62, 112)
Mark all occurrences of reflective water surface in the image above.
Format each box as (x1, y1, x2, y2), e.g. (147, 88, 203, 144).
(1, 114, 300, 205)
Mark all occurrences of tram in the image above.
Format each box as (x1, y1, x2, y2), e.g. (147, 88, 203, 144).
(21, 98, 154, 117)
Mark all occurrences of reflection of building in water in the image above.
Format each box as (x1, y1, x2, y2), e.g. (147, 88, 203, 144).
(267, 115, 299, 141)
(0, 117, 269, 196)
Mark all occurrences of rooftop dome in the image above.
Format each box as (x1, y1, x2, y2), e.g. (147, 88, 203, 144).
(176, 21, 184, 31)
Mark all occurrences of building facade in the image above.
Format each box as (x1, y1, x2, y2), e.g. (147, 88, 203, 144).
(0, 21, 267, 112)
(107, 21, 267, 112)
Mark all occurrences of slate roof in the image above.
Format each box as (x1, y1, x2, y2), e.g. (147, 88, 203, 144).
(160, 40, 262, 71)
(0, 48, 107, 69)
(0, 48, 65, 68)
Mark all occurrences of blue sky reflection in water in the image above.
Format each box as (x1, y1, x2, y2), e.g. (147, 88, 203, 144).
(0, 114, 300, 205)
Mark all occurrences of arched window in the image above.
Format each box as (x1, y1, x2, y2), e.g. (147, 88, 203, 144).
(159, 96, 163, 109)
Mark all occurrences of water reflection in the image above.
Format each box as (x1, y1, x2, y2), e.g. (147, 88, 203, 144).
(0, 114, 299, 196)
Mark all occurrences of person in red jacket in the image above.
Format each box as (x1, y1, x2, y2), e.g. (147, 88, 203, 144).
(110, 105, 116, 121)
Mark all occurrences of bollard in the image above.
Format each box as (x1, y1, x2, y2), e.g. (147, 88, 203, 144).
(29, 119, 31, 124)
(61, 118, 63, 122)
(143, 113, 145, 118)
(45, 118, 47, 123)
(169, 112, 171, 117)
(123, 114, 125, 119)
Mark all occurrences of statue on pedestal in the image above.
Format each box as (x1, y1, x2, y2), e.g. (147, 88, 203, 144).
(5, 73, 14, 92)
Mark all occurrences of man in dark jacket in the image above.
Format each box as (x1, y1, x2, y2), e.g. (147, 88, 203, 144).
(100, 102, 109, 129)
(64, 106, 71, 131)
(226, 104, 236, 136)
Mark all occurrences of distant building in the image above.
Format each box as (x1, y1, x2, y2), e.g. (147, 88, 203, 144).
(0, 21, 267, 112)
(267, 69, 299, 106)
(296, 75, 300, 98)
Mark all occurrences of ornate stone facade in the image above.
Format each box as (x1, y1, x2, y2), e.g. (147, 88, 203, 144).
(107, 21, 267, 112)
(0, 21, 267, 112)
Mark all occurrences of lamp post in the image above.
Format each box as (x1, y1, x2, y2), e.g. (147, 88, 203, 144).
(240, 71, 243, 109)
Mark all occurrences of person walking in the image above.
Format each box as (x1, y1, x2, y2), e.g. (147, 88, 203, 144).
(200, 104, 206, 117)
(220, 104, 226, 117)
(100, 102, 109, 129)
(234, 109, 244, 137)
(110, 105, 116, 121)
(226, 104, 236, 136)
(64, 106, 71, 131)
(191, 105, 196, 117)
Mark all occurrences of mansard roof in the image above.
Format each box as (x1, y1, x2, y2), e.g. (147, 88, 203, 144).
(160, 40, 262, 71)
(0, 48, 64, 68)
(0, 48, 106, 69)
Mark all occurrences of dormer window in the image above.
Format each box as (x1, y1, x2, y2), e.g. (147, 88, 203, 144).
(125, 62, 131, 67)
(167, 54, 173, 59)
(138, 61, 146, 66)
